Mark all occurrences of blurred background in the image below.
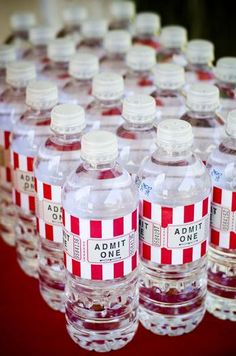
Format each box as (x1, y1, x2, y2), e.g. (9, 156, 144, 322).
(0, 0, 234, 60)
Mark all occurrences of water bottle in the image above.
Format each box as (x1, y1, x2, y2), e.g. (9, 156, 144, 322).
(109, 1, 135, 31)
(0, 45, 16, 95)
(180, 83, 224, 163)
(34, 103, 85, 311)
(151, 63, 186, 120)
(11, 80, 58, 277)
(206, 109, 236, 320)
(79, 20, 108, 60)
(158, 25, 187, 65)
(133, 12, 161, 52)
(0, 61, 36, 246)
(62, 53, 99, 108)
(125, 45, 156, 96)
(117, 94, 156, 177)
(62, 130, 139, 352)
(101, 30, 131, 76)
(86, 72, 123, 131)
(138, 119, 211, 335)
(214, 57, 236, 122)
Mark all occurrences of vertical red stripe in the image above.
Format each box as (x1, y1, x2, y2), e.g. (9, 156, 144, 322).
(27, 157, 34, 172)
(36, 217, 39, 233)
(6, 167, 11, 182)
(29, 196, 35, 212)
(114, 261, 124, 278)
(72, 259, 81, 277)
(210, 229, 220, 246)
(143, 200, 151, 219)
(90, 220, 102, 238)
(43, 183, 52, 200)
(45, 224, 54, 241)
(184, 204, 194, 223)
(132, 251, 137, 270)
(142, 242, 151, 260)
(161, 248, 172, 264)
(132, 209, 137, 230)
(229, 232, 236, 249)
(13, 152, 19, 169)
(201, 240, 207, 257)
(213, 187, 222, 204)
(70, 215, 80, 235)
(202, 197, 209, 217)
(183, 247, 193, 263)
(62, 209, 65, 226)
(4, 131, 10, 149)
(231, 192, 236, 212)
(15, 190, 21, 207)
(34, 177, 38, 193)
(91, 264, 103, 280)
(161, 207, 172, 228)
(63, 252, 67, 267)
(113, 217, 124, 237)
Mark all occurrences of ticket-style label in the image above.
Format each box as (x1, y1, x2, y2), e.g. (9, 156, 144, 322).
(0, 130, 11, 184)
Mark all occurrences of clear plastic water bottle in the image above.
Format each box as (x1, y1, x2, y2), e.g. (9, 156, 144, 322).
(158, 25, 187, 65)
(79, 20, 108, 60)
(0, 61, 36, 246)
(117, 94, 156, 177)
(180, 83, 224, 163)
(206, 109, 236, 320)
(5, 12, 36, 58)
(125, 45, 156, 96)
(34, 103, 85, 312)
(0, 45, 16, 95)
(109, 1, 135, 31)
(41, 38, 75, 95)
(86, 72, 123, 131)
(185, 40, 215, 86)
(151, 63, 186, 121)
(214, 57, 236, 122)
(61, 53, 99, 108)
(138, 119, 211, 335)
(101, 30, 131, 76)
(62, 130, 139, 352)
(25, 26, 56, 74)
(133, 12, 161, 52)
(11, 80, 58, 277)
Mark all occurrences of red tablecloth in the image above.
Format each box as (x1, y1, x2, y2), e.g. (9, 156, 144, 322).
(0, 239, 235, 356)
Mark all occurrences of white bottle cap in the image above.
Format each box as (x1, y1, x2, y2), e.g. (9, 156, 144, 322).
(10, 12, 36, 31)
(26, 80, 58, 110)
(51, 104, 85, 134)
(69, 53, 99, 80)
(154, 63, 185, 90)
(186, 83, 220, 112)
(160, 25, 187, 49)
(48, 38, 76, 63)
(104, 30, 131, 54)
(63, 5, 88, 26)
(126, 45, 156, 71)
(186, 39, 214, 64)
(135, 12, 161, 35)
(157, 119, 193, 151)
(123, 94, 156, 124)
(0, 45, 16, 69)
(92, 72, 124, 101)
(81, 130, 118, 166)
(29, 26, 56, 46)
(215, 57, 236, 83)
(6, 61, 36, 88)
(82, 19, 108, 39)
(110, 1, 135, 20)
(226, 110, 236, 138)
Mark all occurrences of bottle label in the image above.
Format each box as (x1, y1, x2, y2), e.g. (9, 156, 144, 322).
(11, 151, 36, 213)
(35, 178, 63, 243)
(63, 209, 138, 280)
(0, 130, 11, 184)
(139, 196, 210, 264)
(211, 186, 236, 249)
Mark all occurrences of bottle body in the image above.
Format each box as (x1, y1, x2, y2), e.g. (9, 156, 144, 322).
(62, 160, 139, 351)
(34, 135, 81, 311)
(151, 88, 186, 121)
(216, 80, 236, 122)
(41, 62, 70, 95)
(133, 35, 161, 53)
(0, 87, 26, 246)
(78, 39, 105, 60)
(101, 53, 127, 77)
(5, 30, 30, 58)
(61, 78, 93, 108)
(138, 148, 211, 335)
(11, 109, 51, 277)
(24, 46, 49, 74)
(157, 47, 186, 66)
(185, 63, 215, 85)
(125, 69, 155, 96)
(206, 138, 236, 320)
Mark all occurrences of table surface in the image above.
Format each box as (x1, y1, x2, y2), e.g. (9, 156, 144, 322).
(0, 239, 235, 356)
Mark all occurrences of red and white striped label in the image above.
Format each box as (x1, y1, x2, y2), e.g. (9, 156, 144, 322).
(11, 151, 36, 213)
(35, 178, 63, 243)
(0, 130, 11, 184)
(210, 186, 236, 249)
(139, 196, 210, 264)
(63, 209, 138, 280)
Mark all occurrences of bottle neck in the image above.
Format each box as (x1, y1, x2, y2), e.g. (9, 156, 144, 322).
(188, 62, 212, 70)
(53, 131, 83, 144)
(72, 77, 92, 84)
(83, 159, 117, 171)
(96, 97, 122, 107)
(153, 144, 193, 162)
(186, 109, 216, 118)
(128, 68, 152, 76)
(123, 120, 154, 131)
(106, 52, 126, 60)
(155, 87, 182, 95)
(51, 61, 69, 69)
